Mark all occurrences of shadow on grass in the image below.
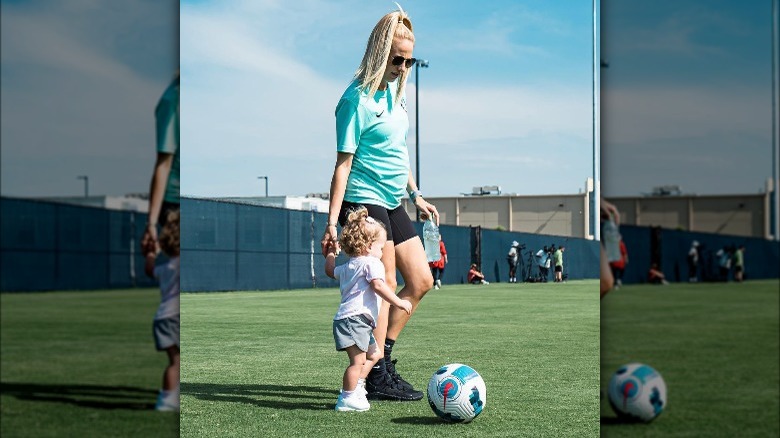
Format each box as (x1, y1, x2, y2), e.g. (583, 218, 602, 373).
(391, 416, 449, 425)
(181, 382, 337, 411)
(601, 415, 643, 426)
(0, 382, 157, 410)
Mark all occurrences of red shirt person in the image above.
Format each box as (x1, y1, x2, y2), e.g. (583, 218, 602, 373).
(428, 239, 448, 289)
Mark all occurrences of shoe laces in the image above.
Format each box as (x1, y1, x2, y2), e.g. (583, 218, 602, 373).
(380, 370, 404, 389)
(386, 359, 407, 383)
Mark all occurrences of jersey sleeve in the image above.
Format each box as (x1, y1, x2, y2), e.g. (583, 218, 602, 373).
(364, 258, 386, 283)
(155, 82, 179, 155)
(335, 99, 362, 154)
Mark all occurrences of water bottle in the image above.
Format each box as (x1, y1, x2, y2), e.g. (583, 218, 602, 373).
(602, 217, 621, 262)
(423, 219, 441, 262)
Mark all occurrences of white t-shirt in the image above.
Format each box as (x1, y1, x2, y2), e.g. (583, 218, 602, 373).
(536, 249, 550, 268)
(154, 256, 180, 320)
(688, 246, 699, 263)
(333, 256, 385, 327)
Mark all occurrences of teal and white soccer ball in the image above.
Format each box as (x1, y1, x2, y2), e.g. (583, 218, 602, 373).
(608, 363, 667, 422)
(427, 363, 486, 423)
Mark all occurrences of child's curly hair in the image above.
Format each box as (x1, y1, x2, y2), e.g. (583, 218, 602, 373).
(159, 209, 180, 257)
(339, 207, 386, 257)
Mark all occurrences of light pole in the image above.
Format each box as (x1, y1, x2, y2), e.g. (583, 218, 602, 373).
(773, 0, 779, 240)
(257, 176, 268, 197)
(77, 175, 89, 197)
(415, 59, 429, 221)
(592, 0, 600, 240)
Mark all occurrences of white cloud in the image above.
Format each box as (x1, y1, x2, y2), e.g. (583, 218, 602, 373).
(602, 85, 770, 144)
(1, 3, 177, 197)
(180, 1, 595, 198)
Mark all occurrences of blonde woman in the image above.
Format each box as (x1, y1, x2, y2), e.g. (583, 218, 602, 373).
(321, 5, 437, 402)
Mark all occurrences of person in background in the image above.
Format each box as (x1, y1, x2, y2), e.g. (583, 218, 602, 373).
(536, 246, 551, 282)
(716, 246, 733, 281)
(429, 236, 447, 290)
(467, 264, 489, 285)
(600, 198, 619, 297)
(553, 246, 565, 283)
(687, 240, 700, 282)
(648, 262, 669, 285)
(507, 241, 520, 283)
(733, 245, 745, 282)
(609, 239, 629, 289)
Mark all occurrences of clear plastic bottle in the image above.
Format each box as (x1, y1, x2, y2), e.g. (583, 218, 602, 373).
(423, 219, 441, 262)
(602, 217, 622, 262)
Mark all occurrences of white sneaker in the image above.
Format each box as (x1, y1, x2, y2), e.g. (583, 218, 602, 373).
(340, 382, 368, 397)
(335, 391, 369, 412)
(434, 284, 440, 290)
(155, 391, 179, 412)
(436, 279, 442, 288)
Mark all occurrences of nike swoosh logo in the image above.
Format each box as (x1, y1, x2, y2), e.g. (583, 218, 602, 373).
(376, 110, 384, 117)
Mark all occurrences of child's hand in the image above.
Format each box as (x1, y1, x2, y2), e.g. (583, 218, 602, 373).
(323, 241, 339, 257)
(144, 252, 156, 279)
(396, 299, 412, 315)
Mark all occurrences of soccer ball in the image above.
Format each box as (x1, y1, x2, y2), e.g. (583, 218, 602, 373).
(427, 363, 486, 423)
(607, 363, 667, 422)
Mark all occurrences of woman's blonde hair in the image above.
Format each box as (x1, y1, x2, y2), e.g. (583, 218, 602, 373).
(354, 5, 414, 104)
(159, 209, 180, 257)
(339, 207, 386, 257)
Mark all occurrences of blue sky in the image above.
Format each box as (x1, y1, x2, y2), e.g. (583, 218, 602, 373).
(180, 0, 598, 198)
(600, 0, 775, 196)
(0, 0, 178, 198)
(2, 1, 771, 200)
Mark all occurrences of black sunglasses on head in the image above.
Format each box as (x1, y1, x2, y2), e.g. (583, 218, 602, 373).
(391, 56, 416, 68)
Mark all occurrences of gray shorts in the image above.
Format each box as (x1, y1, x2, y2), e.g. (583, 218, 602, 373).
(333, 315, 376, 352)
(153, 315, 180, 351)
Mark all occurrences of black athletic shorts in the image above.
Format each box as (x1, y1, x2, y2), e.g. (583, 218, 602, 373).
(554, 265, 563, 273)
(339, 201, 417, 245)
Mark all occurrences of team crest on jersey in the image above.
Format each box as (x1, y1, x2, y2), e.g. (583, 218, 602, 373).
(400, 97, 407, 112)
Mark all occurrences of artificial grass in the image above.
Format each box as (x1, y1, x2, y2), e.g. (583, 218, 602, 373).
(180, 280, 600, 437)
(600, 279, 780, 437)
(1, 289, 179, 438)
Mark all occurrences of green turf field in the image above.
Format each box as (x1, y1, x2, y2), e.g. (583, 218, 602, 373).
(0, 289, 179, 438)
(600, 280, 780, 437)
(180, 280, 600, 437)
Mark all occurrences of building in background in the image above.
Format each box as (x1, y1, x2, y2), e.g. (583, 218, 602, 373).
(606, 179, 775, 239)
(34, 194, 150, 212)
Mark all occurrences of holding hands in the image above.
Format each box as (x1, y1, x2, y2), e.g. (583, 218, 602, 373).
(321, 224, 340, 257)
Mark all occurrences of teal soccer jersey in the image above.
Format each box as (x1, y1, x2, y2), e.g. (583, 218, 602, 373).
(155, 77, 180, 204)
(335, 80, 410, 209)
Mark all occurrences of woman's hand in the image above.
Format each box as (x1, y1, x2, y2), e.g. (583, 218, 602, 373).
(415, 197, 440, 225)
(320, 224, 340, 256)
(601, 198, 620, 225)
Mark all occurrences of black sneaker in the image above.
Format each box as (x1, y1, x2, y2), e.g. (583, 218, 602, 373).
(365, 371, 423, 401)
(385, 358, 416, 391)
